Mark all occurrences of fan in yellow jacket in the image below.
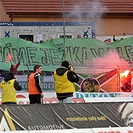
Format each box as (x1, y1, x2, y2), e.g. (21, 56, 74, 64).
(0, 72, 22, 104)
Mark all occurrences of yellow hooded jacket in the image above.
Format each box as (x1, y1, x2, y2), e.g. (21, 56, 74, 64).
(0, 79, 17, 103)
(54, 70, 75, 93)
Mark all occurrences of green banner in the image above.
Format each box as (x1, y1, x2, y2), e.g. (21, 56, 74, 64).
(0, 37, 133, 73)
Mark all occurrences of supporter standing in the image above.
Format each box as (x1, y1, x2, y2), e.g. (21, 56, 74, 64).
(28, 65, 44, 104)
(54, 60, 79, 103)
(10, 61, 20, 75)
(0, 72, 22, 104)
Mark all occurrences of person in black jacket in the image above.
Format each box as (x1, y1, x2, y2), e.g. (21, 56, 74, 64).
(54, 60, 79, 103)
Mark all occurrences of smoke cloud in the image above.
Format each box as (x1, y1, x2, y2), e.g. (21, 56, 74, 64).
(66, 0, 108, 21)
(91, 51, 129, 69)
(76, 51, 130, 74)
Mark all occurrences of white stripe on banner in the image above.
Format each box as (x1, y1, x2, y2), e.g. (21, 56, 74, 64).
(0, 127, 133, 133)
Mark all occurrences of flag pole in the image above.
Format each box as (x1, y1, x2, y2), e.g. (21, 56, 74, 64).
(62, 0, 66, 61)
(117, 65, 120, 92)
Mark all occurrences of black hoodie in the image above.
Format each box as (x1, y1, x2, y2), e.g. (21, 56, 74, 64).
(4, 72, 22, 91)
(55, 66, 79, 83)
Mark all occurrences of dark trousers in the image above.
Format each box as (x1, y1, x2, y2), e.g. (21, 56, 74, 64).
(2, 102, 17, 105)
(29, 94, 42, 104)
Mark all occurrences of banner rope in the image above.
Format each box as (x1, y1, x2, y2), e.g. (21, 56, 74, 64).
(0, 108, 29, 131)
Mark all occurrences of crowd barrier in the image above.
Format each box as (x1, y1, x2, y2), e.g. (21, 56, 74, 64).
(0, 92, 132, 132)
(0, 92, 132, 105)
